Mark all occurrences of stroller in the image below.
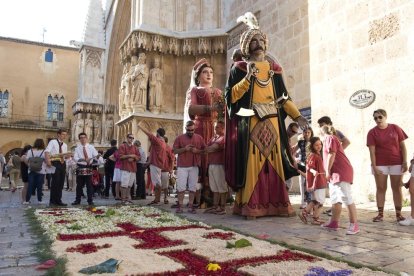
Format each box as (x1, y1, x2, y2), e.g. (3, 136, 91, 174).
(91, 168, 104, 197)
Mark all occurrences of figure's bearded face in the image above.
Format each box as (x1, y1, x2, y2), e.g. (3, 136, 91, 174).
(248, 34, 266, 55)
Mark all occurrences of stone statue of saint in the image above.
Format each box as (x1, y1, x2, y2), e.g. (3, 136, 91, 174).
(119, 63, 130, 115)
(93, 117, 102, 144)
(131, 53, 149, 108)
(73, 113, 84, 142)
(149, 57, 164, 113)
(84, 113, 93, 140)
(105, 117, 114, 143)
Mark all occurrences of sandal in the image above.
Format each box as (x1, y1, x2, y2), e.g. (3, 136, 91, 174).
(176, 208, 183, 213)
(164, 199, 169, 204)
(188, 208, 196, 214)
(396, 214, 406, 222)
(204, 207, 217, 214)
(214, 209, 226, 215)
(298, 210, 308, 224)
(311, 217, 324, 225)
(372, 213, 384, 222)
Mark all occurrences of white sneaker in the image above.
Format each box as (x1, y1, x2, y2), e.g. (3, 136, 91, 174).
(399, 216, 414, 226)
(22, 201, 30, 205)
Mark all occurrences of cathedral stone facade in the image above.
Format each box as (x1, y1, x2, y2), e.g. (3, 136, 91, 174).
(1, 0, 412, 203)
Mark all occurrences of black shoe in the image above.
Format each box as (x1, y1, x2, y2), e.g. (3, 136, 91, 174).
(88, 202, 94, 206)
(56, 202, 67, 206)
(72, 201, 80, 206)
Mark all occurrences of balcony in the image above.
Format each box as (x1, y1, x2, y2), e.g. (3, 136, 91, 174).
(0, 114, 70, 130)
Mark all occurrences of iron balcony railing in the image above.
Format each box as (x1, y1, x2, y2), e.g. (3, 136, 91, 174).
(0, 114, 70, 130)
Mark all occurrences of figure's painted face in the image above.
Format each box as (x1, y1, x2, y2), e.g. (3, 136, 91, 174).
(197, 67, 213, 87)
(249, 34, 265, 55)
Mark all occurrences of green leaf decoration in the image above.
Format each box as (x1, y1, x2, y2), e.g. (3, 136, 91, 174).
(105, 208, 116, 217)
(226, 238, 252, 249)
(67, 224, 83, 231)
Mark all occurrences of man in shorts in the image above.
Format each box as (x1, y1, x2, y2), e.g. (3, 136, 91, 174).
(173, 120, 205, 213)
(118, 133, 140, 204)
(204, 121, 227, 215)
(137, 123, 168, 205)
(161, 136, 175, 204)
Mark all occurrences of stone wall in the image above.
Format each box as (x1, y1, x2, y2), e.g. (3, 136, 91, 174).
(223, 0, 310, 109)
(309, 0, 414, 202)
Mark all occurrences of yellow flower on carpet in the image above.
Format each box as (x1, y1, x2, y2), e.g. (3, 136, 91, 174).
(206, 263, 221, 271)
(92, 207, 97, 212)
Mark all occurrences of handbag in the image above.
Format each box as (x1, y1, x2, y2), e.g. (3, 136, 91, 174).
(252, 102, 278, 120)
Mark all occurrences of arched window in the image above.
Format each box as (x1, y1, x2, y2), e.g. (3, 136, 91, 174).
(0, 90, 9, 117)
(58, 96, 64, 121)
(46, 94, 64, 121)
(47, 95, 53, 120)
(45, 49, 53, 62)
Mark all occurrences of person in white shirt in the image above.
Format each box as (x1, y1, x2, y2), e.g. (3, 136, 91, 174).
(72, 132, 98, 206)
(45, 129, 69, 206)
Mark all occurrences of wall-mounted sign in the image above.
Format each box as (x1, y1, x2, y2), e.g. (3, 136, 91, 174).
(349, 89, 376, 109)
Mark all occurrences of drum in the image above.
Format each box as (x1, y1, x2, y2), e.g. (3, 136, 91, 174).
(76, 168, 93, 176)
(76, 162, 93, 176)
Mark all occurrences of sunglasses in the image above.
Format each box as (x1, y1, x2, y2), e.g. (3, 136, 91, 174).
(373, 116, 383, 121)
(127, 136, 134, 139)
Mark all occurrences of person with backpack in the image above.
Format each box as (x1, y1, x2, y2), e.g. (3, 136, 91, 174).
(24, 139, 46, 204)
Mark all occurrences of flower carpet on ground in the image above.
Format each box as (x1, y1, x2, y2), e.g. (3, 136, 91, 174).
(34, 206, 390, 275)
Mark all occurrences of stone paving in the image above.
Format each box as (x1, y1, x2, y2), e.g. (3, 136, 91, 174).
(0, 181, 413, 275)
